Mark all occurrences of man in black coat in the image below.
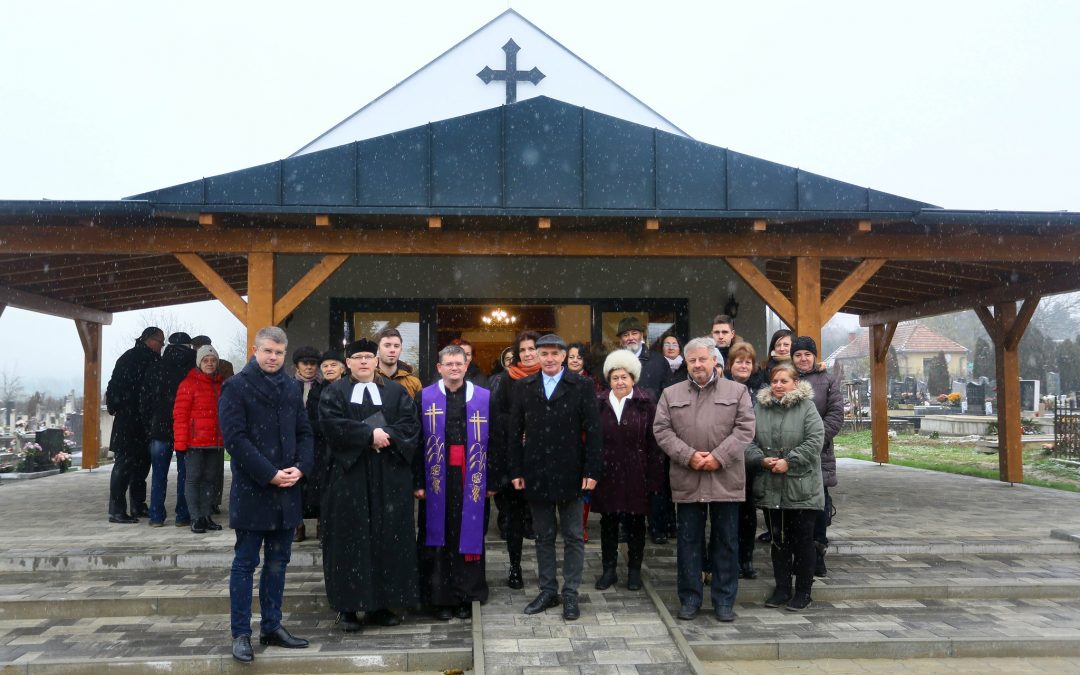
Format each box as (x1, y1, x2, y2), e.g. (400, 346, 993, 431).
(140, 332, 196, 527)
(105, 326, 164, 523)
(218, 327, 314, 663)
(509, 333, 602, 621)
(615, 317, 668, 401)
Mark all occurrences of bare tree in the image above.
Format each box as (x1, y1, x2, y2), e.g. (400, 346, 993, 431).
(114, 309, 193, 353)
(1, 368, 23, 403)
(1031, 292, 1080, 340)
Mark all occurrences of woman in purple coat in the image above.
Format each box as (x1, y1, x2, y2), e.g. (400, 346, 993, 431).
(591, 350, 665, 592)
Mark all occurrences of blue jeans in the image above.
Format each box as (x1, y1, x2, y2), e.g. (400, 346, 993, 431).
(149, 440, 188, 524)
(230, 528, 294, 638)
(676, 502, 739, 611)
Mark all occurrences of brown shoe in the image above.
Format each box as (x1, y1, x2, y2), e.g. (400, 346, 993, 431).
(294, 524, 306, 542)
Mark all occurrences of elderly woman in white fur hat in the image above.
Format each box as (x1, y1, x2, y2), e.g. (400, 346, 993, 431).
(590, 349, 666, 592)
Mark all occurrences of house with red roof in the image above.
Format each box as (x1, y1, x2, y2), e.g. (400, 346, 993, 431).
(824, 322, 969, 381)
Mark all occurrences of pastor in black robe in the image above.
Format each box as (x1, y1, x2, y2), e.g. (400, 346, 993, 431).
(319, 375, 421, 614)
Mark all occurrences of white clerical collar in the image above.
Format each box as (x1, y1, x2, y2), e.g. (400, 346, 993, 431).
(437, 380, 474, 402)
(350, 381, 382, 406)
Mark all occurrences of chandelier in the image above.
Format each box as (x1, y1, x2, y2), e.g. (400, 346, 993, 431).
(481, 308, 517, 326)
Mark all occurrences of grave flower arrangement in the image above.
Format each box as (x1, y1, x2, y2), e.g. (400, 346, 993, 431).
(52, 450, 72, 473)
(15, 441, 47, 473)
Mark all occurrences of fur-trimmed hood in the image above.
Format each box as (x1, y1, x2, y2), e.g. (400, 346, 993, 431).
(755, 379, 814, 408)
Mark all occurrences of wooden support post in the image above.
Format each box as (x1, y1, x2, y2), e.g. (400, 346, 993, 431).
(793, 257, 822, 348)
(74, 319, 102, 470)
(870, 322, 897, 464)
(975, 297, 1039, 484)
(724, 258, 796, 328)
(246, 252, 275, 352)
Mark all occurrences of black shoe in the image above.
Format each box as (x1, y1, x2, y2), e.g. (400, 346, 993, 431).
(562, 594, 580, 621)
(231, 635, 254, 662)
(594, 567, 618, 590)
(764, 587, 791, 608)
(108, 513, 138, 524)
(676, 604, 698, 620)
(651, 534, 668, 545)
(435, 606, 453, 621)
(211, 505, 221, 515)
(294, 524, 306, 543)
(335, 611, 362, 632)
(757, 531, 771, 543)
(259, 625, 309, 648)
(190, 518, 207, 534)
(814, 543, 828, 577)
(786, 592, 812, 612)
(523, 591, 560, 615)
(626, 569, 643, 591)
(133, 505, 150, 518)
(205, 517, 223, 531)
(367, 609, 401, 626)
(714, 607, 737, 622)
(740, 561, 758, 580)
(455, 602, 472, 619)
(507, 564, 524, 590)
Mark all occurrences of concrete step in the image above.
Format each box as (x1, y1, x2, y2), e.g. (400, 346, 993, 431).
(0, 608, 473, 673)
(673, 596, 1080, 661)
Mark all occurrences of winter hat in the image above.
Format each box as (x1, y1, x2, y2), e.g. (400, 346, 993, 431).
(320, 349, 346, 366)
(344, 338, 379, 358)
(292, 345, 321, 365)
(190, 335, 213, 348)
(790, 336, 818, 357)
(168, 331, 192, 346)
(603, 349, 642, 382)
(535, 333, 568, 350)
(196, 345, 219, 366)
(616, 316, 646, 336)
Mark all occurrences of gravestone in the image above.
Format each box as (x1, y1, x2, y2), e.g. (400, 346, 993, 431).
(966, 381, 987, 414)
(1047, 371, 1061, 396)
(1019, 379, 1040, 412)
(35, 428, 64, 460)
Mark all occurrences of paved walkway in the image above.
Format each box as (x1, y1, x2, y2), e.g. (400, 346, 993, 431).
(1, 458, 1080, 672)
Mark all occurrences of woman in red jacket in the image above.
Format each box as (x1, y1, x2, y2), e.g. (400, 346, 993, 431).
(173, 345, 225, 534)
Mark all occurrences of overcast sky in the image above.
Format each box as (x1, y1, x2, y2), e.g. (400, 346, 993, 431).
(2, 1, 1078, 395)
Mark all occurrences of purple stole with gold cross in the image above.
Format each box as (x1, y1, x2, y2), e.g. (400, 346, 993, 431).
(421, 381, 489, 556)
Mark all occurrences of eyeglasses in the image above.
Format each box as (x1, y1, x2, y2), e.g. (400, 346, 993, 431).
(348, 354, 376, 361)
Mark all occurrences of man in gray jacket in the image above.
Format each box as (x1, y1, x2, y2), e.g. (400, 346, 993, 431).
(654, 337, 755, 623)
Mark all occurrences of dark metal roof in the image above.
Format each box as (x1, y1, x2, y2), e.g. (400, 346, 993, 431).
(126, 96, 939, 217)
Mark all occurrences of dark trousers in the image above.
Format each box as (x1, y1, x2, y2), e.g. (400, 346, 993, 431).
(738, 483, 757, 564)
(417, 466, 490, 606)
(765, 508, 817, 595)
(600, 513, 645, 571)
(109, 441, 151, 515)
(530, 498, 585, 597)
(502, 488, 530, 567)
(813, 487, 833, 545)
(230, 528, 294, 638)
(676, 502, 739, 611)
(185, 447, 223, 521)
(648, 456, 675, 537)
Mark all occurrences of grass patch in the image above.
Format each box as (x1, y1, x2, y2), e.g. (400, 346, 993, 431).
(834, 430, 1080, 493)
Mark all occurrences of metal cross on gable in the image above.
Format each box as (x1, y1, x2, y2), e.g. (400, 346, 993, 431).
(476, 39, 545, 104)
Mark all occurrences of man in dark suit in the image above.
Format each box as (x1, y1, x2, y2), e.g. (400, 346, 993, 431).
(218, 326, 314, 663)
(509, 333, 602, 621)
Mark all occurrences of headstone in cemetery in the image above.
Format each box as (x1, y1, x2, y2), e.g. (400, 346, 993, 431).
(966, 381, 987, 415)
(1020, 379, 1040, 412)
(1047, 371, 1061, 396)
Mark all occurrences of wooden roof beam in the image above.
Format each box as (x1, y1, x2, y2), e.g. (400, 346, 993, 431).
(724, 258, 796, 328)
(860, 271, 1080, 326)
(273, 255, 349, 323)
(0, 284, 112, 324)
(175, 253, 248, 322)
(820, 259, 887, 321)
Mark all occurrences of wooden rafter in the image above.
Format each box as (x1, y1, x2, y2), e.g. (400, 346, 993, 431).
(175, 254, 248, 322)
(724, 258, 796, 327)
(273, 255, 349, 323)
(0, 284, 112, 324)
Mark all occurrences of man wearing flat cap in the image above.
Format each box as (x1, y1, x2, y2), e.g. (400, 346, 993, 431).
(319, 337, 421, 631)
(509, 333, 602, 621)
(616, 317, 668, 402)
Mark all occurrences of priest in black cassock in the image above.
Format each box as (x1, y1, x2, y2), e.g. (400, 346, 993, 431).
(319, 337, 421, 631)
(414, 344, 494, 621)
